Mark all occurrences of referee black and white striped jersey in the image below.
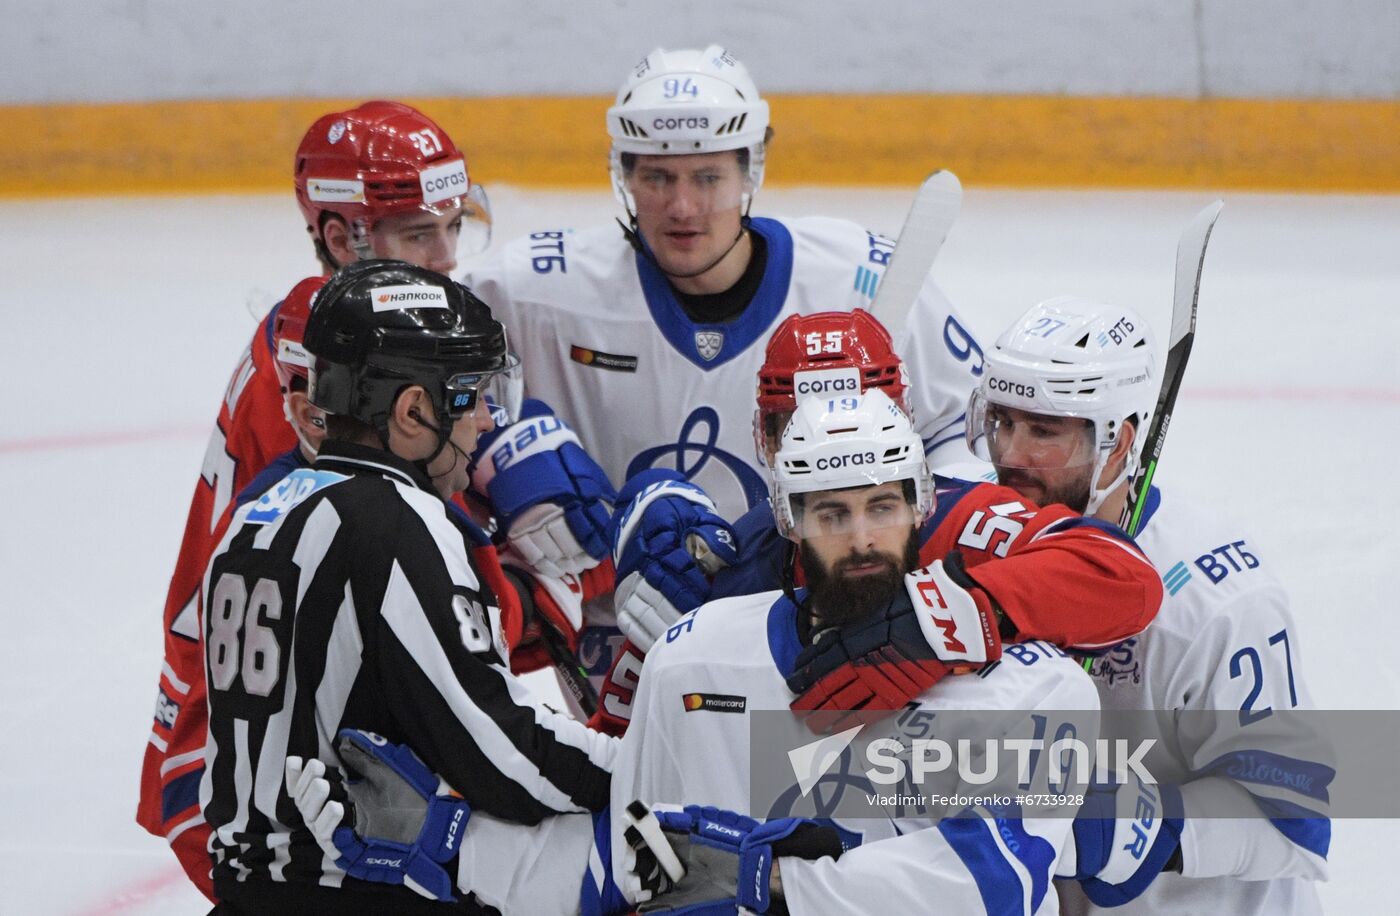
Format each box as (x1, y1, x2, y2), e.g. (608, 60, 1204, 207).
(198, 439, 617, 904)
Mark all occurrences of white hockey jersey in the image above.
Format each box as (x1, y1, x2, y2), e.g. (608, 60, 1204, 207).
(614, 590, 1103, 915)
(463, 216, 986, 520)
(1058, 486, 1329, 915)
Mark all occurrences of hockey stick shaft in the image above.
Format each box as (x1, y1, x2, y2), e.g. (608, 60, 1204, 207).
(1121, 200, 1224, 536)
(867, 170, 963, 339)
(538, 618, 599, 717)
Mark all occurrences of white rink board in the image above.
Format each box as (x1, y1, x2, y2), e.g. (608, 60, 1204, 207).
(0, 186, 1396, 913)
(5, 1, 1398, 103)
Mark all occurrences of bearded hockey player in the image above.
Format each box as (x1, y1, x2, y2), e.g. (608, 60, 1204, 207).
(966, 298, 1329, 914)
(463, 46, 985, 522)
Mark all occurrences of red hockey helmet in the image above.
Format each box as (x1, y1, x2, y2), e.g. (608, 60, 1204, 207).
(293, 101, 488, 253)
(272, 276, 326, 393)
(753, 308, 910, 463)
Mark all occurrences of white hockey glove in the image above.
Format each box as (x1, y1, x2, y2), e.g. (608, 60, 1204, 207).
(471, 399, 616, 579)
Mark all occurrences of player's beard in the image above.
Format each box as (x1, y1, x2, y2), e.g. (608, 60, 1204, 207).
(996, 462, 1095, 515)
(800, 529, 921, 628)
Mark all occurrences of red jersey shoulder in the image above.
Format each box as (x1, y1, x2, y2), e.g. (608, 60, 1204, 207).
(920, 480, 1078, 567)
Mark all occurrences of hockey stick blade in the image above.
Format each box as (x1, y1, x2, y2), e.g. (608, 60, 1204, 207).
(1121, 200, 1224, 535)
(867, 170, 962, 340)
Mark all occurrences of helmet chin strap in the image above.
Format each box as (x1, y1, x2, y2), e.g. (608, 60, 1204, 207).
(1084, 450, 1137, 516)
(409, 410, 472, 482)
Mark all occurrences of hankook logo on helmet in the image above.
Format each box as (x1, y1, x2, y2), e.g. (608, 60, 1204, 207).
(419, 159, 468, 206)
(307, 178, 365, 203)
(327, 120, 347, 144)
(370, 285, 450, 312)
(653, 116, 710, 131)
(987, 377, 1036, 399)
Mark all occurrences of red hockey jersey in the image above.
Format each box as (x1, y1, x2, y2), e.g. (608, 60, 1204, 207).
(135, 280, 320, 899)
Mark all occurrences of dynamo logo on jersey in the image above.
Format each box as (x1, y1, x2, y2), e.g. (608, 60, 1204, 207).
(246, 469, 350, 525)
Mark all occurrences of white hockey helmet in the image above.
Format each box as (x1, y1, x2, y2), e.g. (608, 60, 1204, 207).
(968, 296, 1157, 514)
(773, 388, 934, 541)
(607, 45, 770, 215)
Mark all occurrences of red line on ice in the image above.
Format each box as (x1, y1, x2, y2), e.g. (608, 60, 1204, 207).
(0, 423, 209, 455)
(69, 863, 194, 915)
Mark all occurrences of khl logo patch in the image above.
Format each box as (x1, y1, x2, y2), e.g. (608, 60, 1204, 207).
(694, 331, 724, 361)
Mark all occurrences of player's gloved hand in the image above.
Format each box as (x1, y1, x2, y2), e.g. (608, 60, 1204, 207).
(787, 552, 1001, 733)
(1057, 772, 1184, 906)
(611, 470, 738, 651)
(283, 729, 471, 902)
(500, 564, 588, 675)
(621, 801, 843, 914)
(471, 399, 616, 578)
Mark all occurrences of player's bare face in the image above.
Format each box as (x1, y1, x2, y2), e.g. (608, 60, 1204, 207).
(799, 483, 921, 626)
(627, 152, 749, 289)
(369, 204, 464, 274)
(988, 406, 1096, 513)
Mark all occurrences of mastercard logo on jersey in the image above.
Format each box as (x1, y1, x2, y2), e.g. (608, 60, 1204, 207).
(682, 692, 747, 713)
(570, 344, 639, 372)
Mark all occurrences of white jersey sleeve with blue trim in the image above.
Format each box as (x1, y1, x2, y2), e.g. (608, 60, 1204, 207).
(1067, 488, 1328, 915)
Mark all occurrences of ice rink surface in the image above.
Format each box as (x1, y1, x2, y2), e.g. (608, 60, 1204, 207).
(1, 185, 1397, 913)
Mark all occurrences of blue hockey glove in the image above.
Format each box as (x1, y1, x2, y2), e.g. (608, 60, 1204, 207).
(621, 801, 843, 914)
(1060, 772, 1184, 906)
(610, 470, 738, 651)
(284, 729, 472, 902)
(470, 399, 617, 578)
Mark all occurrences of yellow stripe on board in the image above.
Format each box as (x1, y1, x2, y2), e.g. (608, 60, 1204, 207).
(2, 94, 1397, 197)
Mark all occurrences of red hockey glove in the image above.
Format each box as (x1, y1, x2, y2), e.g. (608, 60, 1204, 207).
(787, 552, 1002, 733)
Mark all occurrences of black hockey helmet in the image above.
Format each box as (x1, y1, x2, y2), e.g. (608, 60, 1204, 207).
(303, 259, 511, 441)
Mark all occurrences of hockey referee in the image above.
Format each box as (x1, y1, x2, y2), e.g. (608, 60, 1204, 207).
(199, 259, 617, 913)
